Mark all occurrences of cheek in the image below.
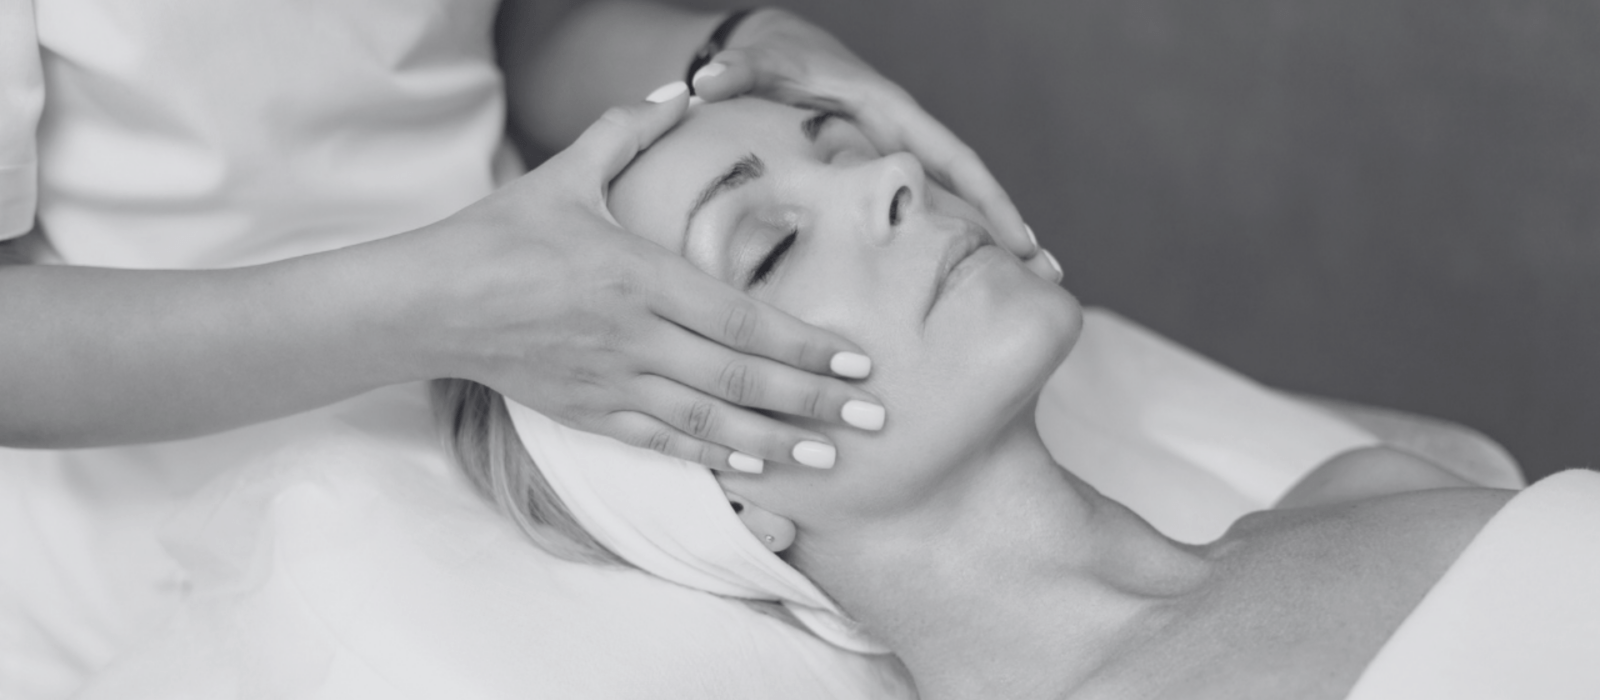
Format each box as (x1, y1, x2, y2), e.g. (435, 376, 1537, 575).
(745, 271, 1082, 525)
(762, 243, 924, 359)
(735, 242, 1082, 524)
(735, 278, 952, 521)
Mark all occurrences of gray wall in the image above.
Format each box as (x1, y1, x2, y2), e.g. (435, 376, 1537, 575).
(681, 0, 1600, 481)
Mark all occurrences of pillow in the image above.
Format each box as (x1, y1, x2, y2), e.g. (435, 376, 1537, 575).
(76, 402, 915, 699)
(67, 308, 1378, 697)
(1042, 309, 1380, 540)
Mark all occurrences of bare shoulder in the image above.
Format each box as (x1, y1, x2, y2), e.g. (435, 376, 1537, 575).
(1135, 487, 1516, 700)
(1233, 478, 1514, 561)
(1277, 445, 1488, 510)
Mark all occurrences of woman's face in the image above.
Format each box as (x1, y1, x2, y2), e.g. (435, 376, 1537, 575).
(608, 98, 1081, 529)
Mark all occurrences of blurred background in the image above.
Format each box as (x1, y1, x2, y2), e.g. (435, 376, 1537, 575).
(670, 0, 1599, 481)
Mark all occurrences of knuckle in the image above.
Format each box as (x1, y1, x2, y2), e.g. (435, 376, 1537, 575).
(680, 400, 719, 438)
(694, 441, 718, 468)
(646, 429, 676, 456)
(717, 361, 757, 404)
(792, 337, 823, 368)
(599, 267, 645, 301)
(569, 363, 608, 389)
(801, 387, 825, 420)
(721, 302, 761, 348)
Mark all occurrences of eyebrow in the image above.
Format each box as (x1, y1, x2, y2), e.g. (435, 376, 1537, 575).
(680, 110, 845, 249)
(684, 152, 766, 236)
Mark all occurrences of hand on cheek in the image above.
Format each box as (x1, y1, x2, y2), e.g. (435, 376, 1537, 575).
(418, 83, 884, 475)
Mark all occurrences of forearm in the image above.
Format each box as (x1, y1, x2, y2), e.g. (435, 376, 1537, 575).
(0, 234, 438, 448)
(499, 0, 720, 151)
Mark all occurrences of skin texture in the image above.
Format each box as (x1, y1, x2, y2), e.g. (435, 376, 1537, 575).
(606, 99, 1517, 700)
(607, 98, 1080, 517)
(1278, 445, 1475, 509)
(4, 1, 1046, 475)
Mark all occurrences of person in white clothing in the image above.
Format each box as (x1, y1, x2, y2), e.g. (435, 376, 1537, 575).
(0, 1, 1055, 467)
(0, 2, 1054, 696)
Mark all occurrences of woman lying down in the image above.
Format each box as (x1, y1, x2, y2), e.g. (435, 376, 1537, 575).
(435, 97, 1600, 700)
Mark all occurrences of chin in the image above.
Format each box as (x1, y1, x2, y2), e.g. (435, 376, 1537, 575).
(924, 261, 1082, 449)
(943, 254, 1082, 372)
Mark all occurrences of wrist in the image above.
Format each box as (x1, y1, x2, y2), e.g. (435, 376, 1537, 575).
(304, 228, 459, 387)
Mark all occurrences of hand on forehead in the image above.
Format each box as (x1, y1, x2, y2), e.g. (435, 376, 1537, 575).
(612, 98, 935, 251)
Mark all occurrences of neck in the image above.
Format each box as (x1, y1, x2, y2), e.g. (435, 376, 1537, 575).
(789, 418, 1211, 700)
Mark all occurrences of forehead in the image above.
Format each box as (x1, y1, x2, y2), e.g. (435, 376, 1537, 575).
(608, 99, 813, 252)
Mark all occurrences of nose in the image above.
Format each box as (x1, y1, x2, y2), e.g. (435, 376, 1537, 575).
(862, 152, 926, 246)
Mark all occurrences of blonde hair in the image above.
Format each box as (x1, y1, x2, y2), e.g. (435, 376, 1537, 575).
(429, 378, 624, 566)
(428, 377, 809, 631)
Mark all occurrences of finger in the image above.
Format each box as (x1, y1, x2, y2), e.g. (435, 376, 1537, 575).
(649, 255, 873, 379)
(1025, 248, 1063, 283)
(644, 328, 886, 430)
(633, 375, 839, 470)
(564, 81, 691, 183)
(859, 100, 1036, 259)
(692, 47, 813, 105)
(690, 57, 754, 101)
(599, 410, 751, 473)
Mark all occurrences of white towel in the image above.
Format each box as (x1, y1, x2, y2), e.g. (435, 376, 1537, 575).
(504, 401, 890, 654)
(1345, 469, 1600, 699)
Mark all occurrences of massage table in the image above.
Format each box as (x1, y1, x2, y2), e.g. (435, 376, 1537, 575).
(0, 308, 1529, 699)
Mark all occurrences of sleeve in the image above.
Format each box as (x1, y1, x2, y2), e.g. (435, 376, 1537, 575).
(1, 0, 44, 240)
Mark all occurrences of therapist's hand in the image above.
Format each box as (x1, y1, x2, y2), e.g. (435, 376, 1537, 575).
(418, 84, 881, 473)
(689, 8, 1062, 283)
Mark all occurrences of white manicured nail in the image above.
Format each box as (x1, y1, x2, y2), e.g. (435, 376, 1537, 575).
(646, 81, 688, 103)
(728, 452, 764, 474)
(792, 441, 837, 469)
(1024, 223, 1040, 251)
(830, 352, 872, 379)
(692, 62, 727, 87)
(841, 400, 886, 431)
(1043, 249, 1062, 282)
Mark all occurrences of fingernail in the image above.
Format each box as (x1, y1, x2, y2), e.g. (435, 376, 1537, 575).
(1024, 223, 1040, 251)
(645, 81, 688, 103)
(830, 351, 872, 379)
(1043, 249, 1063, 282)
(692, 62, 727, 88)
(728, 452, 764, 474)
(792, 441, 837, 469)
(841, 400, 886, 431)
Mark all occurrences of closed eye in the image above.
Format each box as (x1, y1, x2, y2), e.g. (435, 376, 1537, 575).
(749, 230, 798, 287)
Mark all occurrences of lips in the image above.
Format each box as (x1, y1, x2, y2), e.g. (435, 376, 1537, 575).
(924, 221, 994, 319)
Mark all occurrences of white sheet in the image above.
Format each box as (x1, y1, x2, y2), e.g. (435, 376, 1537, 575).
(1041, 308, 1379, 541)
(2, 308, 1381, 698)
(74, 424, 917, 699)
(1346, 469, 1600, 699)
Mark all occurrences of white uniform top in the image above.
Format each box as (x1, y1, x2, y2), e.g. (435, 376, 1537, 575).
(0, 0, 44, 238)
(1, 1, 510, 696)
(3, 0, 507, 269)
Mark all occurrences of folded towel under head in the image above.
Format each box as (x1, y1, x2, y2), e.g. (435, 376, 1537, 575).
(503, 400, 890, 654)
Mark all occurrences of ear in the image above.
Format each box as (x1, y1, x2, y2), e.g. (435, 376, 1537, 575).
(723, 491, 796, 553)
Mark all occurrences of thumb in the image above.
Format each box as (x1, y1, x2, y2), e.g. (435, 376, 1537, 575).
(566, 81, 691, 183)
(690, 52, 760, 102)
